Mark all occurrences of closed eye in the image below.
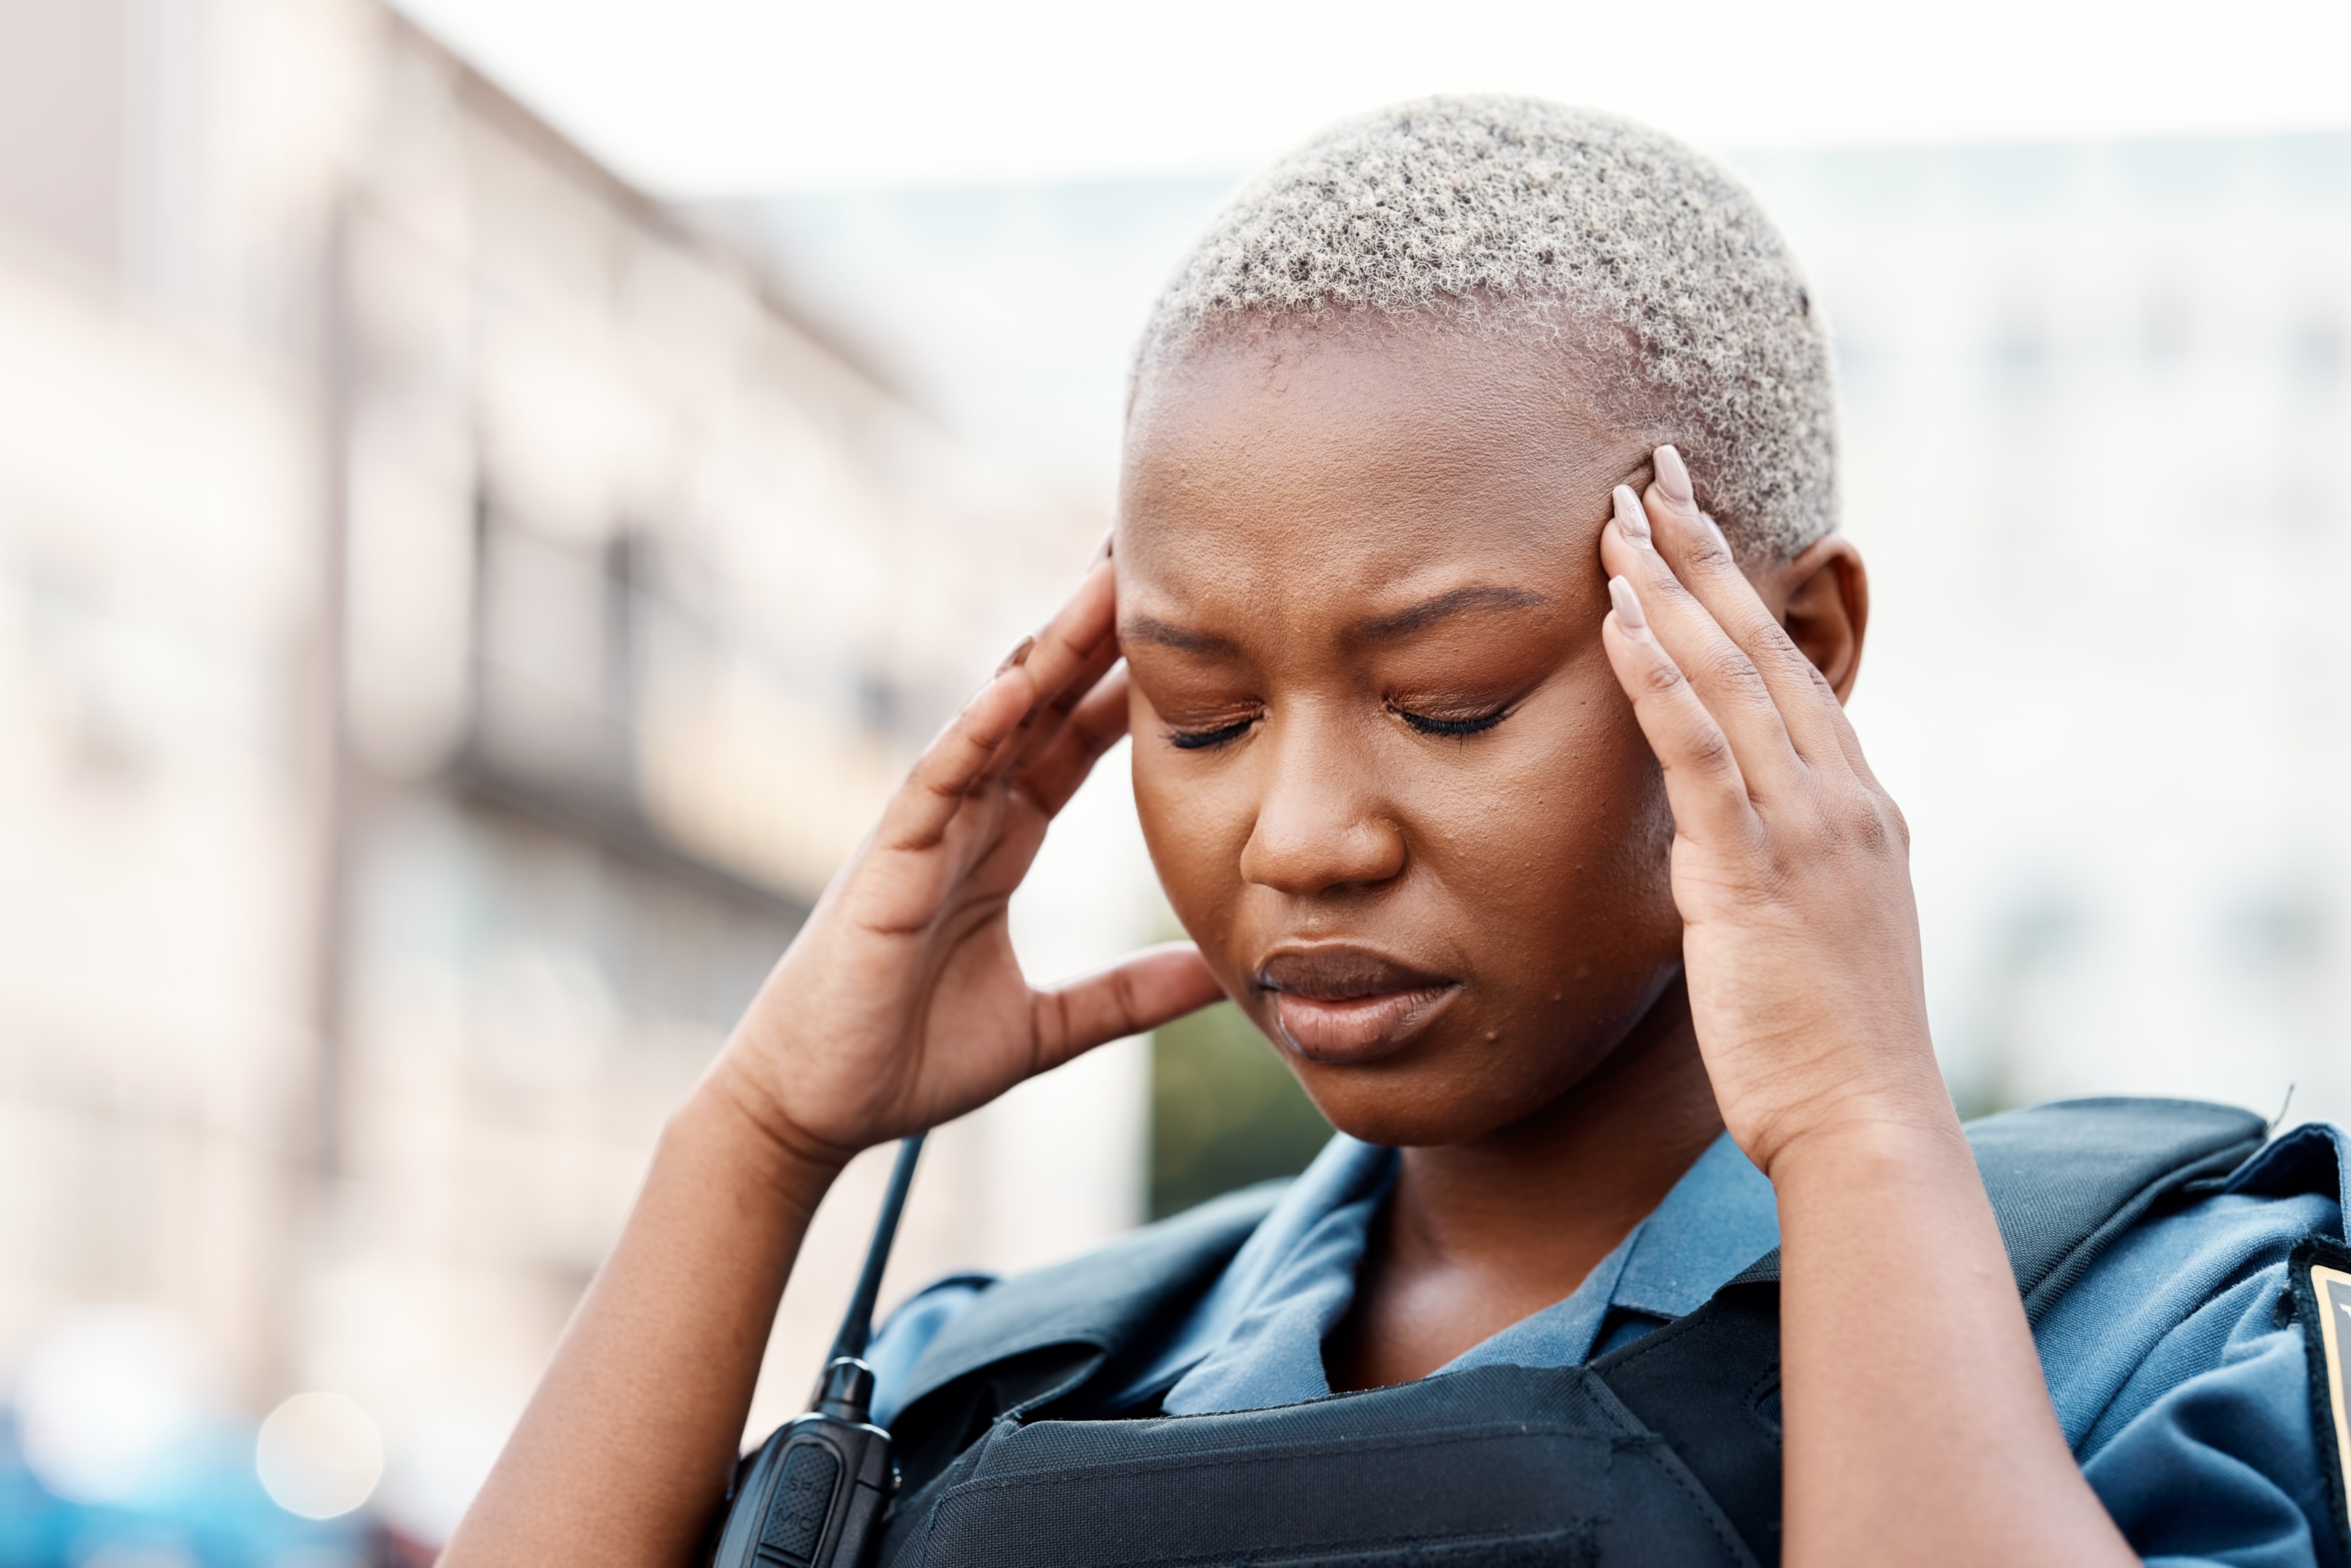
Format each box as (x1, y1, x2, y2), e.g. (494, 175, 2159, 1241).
(1166, 716, 1257, 751)
(1393, 705, 1510, 738)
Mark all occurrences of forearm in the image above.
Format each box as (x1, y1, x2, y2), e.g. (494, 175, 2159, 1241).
(1772, 1103, 2138, 1568)
(441, 1073, 844, 1568)
(436, 558, 1203, 1564)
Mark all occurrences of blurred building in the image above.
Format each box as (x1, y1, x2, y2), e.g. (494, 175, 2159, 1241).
(1736, 138, 2351, 1132)
(4, 0, 2349, 1555)
(0, 0, 1159, 1554)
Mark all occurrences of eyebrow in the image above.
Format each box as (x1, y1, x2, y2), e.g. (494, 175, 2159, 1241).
(1120, 613, 1242, 655)
(1358, 584, 1552, 641)
(1122, 584, 1553, 656)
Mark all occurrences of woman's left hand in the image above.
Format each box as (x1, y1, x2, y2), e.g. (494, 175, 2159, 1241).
(1596, 444, 1938, 1175)
(1600, 445, 2139, 1568)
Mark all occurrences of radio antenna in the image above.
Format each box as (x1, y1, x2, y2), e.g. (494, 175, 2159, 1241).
(827, 1132, 926, 1365)
(713, 1135, 929, 1566)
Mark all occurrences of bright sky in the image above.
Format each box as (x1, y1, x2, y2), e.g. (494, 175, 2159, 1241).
(390, 0, 2351, 197)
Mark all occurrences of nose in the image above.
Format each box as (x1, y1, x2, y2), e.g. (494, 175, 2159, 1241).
(1236, 710, 1407, 898)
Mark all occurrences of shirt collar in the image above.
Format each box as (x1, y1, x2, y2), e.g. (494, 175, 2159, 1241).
(1147, 1128, 1780, 1416)
(1610, 1130, 1782, 1320)
(1437, 1129, 1779, 1375)
(1121, 1134, 1395, 1414)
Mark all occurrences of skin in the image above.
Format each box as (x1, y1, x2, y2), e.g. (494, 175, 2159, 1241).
(443, 319, 2140, 1568)
(1117, 328, 1853, 1384)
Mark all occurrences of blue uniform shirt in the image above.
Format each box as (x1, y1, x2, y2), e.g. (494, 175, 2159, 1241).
(869, 1121, 2351, 1567)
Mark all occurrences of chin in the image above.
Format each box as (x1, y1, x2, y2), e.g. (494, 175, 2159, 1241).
(1292, 1055, 1581, 1150)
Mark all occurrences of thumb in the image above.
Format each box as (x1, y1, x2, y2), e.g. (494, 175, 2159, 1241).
(1031, 944, 1225, 1071)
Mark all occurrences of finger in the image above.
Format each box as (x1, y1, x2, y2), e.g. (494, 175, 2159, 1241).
(1600, 475, 1805, 797)
(977, 560, 1120, 781)
(874, 667, 1035, 853)
(1011, 559, 1118, 719)
(1016, 665, 1133, 818)
(999, 626, 1122, 782)
(1828, 701, 1880, 787)
(1642, 445, 1852, 770)
(869, 561, 1117, 856)
(1801, 653, 1876, 785)
(1602, 574, 1764, 850)
(1031, 944, 1224, 1071)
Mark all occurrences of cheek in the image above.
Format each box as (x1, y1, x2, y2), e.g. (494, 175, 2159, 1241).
(1405, 674, 1682, 1013)
(1561, 701, 1681, 939)
(1431, 680, 1666, 894)
(1129, 719, 1253, 968)
(1564, 698, 1676, 893)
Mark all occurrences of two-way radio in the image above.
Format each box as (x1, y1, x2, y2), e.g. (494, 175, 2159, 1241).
(705, 1133, 924, 1568)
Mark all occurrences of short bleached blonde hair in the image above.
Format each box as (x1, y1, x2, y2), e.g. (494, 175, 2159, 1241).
(1137, 96, 1837, 558)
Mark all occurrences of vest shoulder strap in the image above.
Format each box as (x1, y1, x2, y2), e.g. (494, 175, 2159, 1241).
(889, 1180, 1283, 1444)
(1597, 1096, 2270, 1564)
(1973, 1095, 2268, 1313)
(1729, 1096, 2268, 1319)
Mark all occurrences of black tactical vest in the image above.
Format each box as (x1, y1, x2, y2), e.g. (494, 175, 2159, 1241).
(873, 1099, 2289, 1567)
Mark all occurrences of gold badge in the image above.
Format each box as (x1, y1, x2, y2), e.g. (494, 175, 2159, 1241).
(2316, 1262, 2351, 1503)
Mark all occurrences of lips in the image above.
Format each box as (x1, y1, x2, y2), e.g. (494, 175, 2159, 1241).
(1255, 946, 1459, 1063)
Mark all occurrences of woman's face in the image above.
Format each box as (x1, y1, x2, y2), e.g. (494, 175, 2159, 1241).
(1119, 323, 1690, 1148)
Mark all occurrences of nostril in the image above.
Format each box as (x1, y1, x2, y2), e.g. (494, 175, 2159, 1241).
(1239, 815, 1408, 897)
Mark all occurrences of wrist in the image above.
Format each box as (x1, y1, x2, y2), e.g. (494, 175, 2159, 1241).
(675, 1061, 855, 1211)
(1750, 1082, 1967, 1190)
(1732, 1048, 1960, 1185)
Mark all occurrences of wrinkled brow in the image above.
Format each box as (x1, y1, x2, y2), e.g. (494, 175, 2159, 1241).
(1358, 585, 1551, 642)
(1120, 613, 1240, 655)
(1122, 586, 1552, 654)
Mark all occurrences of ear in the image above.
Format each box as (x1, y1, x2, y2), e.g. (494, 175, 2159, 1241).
(1768, 536, 1868, 704)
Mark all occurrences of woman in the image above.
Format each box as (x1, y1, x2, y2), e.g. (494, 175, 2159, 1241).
(444, 99, 2350, 1567)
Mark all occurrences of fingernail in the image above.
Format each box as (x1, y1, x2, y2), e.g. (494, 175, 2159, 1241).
(1655, 444, 1695, 506)
(1091, 527, 1115, 563)
(1608, 576, 1647, 631)
(995, 635, 1035, 674)
(1612, 484, 1650, 544)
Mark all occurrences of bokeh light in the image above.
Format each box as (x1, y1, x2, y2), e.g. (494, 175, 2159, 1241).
(254, 1395, 385, 1520)
(17, 1310, 204, 1505)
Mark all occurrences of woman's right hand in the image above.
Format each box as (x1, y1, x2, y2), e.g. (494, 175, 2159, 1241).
(706, 555, 1224, 1175)
(444, 560, 1211, 1568)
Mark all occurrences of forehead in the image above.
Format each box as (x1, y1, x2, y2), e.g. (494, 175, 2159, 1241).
(1118, 322, 1648, 612)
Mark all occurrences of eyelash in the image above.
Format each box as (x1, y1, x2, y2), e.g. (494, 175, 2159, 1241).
(1166, 718, 1256, 751)
(1165, 705, 1513, 750)
(1393, 705, 1511, 738)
